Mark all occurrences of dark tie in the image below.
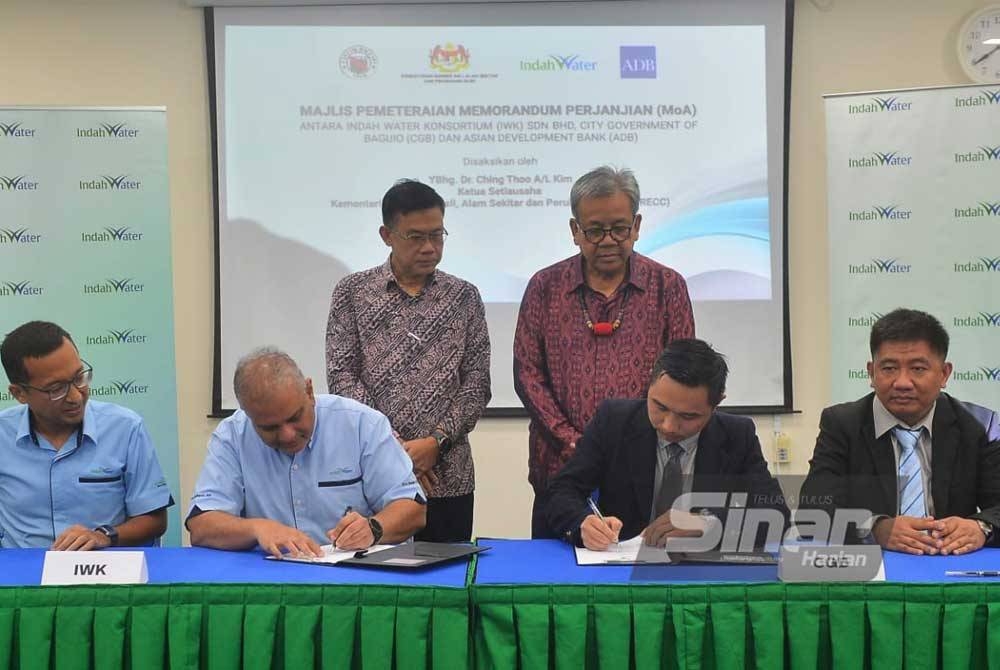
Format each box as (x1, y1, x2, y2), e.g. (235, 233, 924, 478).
(653, 442, 684, 519)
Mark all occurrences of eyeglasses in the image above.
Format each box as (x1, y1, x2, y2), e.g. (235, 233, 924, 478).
(392, 228, 449, 245)
(20, 363, 93, 401)
(575, 220, 635, 244)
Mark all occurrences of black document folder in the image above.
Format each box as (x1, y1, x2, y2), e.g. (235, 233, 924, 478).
(337, 541, 488, 569)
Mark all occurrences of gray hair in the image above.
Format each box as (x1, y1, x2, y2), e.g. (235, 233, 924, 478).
(233, 346, 306, 405)
(569, 166, 641, 220)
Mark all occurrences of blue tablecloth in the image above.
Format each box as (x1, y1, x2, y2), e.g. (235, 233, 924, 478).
(0, 545, 470, 586)
(473, 537, 1000, 583)
(475, 538, 779, 583)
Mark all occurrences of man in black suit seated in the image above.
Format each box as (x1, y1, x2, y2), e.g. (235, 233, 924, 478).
(545, 338, 787, 551)
(800, 308, 1000, 555)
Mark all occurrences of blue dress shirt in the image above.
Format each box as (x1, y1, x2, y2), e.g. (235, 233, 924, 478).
(187, 394, 424, 543)
(0, 400, 174, 548)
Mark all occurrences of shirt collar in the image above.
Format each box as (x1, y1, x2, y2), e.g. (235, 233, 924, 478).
(657, 430, 701, 455)
(380, 256, 438, 293)
(567, 252, 650, 296)
(21, 401, 95, 449)
(873, 395, 935, 439)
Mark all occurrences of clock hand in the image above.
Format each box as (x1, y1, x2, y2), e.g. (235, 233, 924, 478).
(972, 44, 1000, 66)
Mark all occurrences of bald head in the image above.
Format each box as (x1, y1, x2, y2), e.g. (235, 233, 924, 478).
(233, 347, 307, 407)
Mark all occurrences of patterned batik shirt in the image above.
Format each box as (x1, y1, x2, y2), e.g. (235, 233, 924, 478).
(326, 259, 491, 497)
(513, 252, 695, 492)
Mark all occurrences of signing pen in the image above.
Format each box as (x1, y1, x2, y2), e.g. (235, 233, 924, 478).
(945, 570, 1000, 577)
(587, 497, 618, 544)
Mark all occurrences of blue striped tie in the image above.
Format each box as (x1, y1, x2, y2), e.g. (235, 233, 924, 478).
(895, 427, 926, 518)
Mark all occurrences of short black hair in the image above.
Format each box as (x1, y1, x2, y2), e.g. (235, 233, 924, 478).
(870, 308, 949, 359)
(649, 338, 728, 406)
(381, 179, 445, 228)
(1, 320, 75, 385)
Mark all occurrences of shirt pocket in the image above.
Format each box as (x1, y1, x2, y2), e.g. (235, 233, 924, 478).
(76, 469, 126, 522)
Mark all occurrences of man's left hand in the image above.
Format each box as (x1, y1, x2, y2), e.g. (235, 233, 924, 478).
(51, 525, 112, 551)
(402, 437, 440, 474)
(327, 512, 375, 550)
(642, 510, 706, 548)
(934, 517, 987, 555)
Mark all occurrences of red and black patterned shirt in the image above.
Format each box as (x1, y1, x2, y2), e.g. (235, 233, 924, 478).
(514, 252, 694, 491)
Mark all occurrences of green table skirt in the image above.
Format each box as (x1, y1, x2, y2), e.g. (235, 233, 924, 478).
(473, 583, 1000, 670)
(0, 584, 469, 670)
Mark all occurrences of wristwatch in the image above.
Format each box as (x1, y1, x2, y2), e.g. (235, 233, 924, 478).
(976, 519, 994, 541)
(368, 517, 384, 546)
(95, 524, 119, 546)
(431, 428, 453, 456)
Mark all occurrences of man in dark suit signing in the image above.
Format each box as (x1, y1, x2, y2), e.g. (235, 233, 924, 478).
(800, 308, 1000, 555)
(545, 339, 787, 551)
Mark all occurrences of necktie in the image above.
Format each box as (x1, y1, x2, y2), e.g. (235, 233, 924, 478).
(654, 442, 684, 518)
(895, 427, 926, 518)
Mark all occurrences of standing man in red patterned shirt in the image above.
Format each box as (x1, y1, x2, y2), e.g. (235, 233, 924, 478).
(514, 166, 695, 538)
(327, 179, 491, 542)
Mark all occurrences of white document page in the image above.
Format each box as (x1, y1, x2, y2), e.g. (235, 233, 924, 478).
(265, 543, 395, 564)
(574, 536, 673, 565)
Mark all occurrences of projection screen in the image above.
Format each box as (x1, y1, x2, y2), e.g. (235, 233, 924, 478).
(209, 0, 793, 413)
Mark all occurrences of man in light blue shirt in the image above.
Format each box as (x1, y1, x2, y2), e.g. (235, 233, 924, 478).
(0, 321, 173, 549)
(187, 347, 426, 557)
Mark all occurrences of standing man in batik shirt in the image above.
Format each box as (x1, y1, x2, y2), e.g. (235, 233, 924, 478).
(514, 166, 695, 538)
(326, 179, 491, 542)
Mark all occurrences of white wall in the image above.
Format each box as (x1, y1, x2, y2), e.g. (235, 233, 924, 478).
(1, 0, 992, 540)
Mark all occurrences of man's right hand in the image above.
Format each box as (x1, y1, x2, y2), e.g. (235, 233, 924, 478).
(873, 516, 943, 555)
(580, 514, 623, 551)
(252, 519, 324, 558)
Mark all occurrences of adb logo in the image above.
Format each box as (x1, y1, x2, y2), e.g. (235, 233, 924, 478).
(848, 151, 912, 168)
(85, 328, 148, 346)
(955, 146, 1000, 163)
(81, 226, 144, 243)
(848, 205, 912, 222)
(0, 122, 36, 138)
(82, 278, 145, 295)
(0, 227, 42, 244)
(89, 379, 150, 397)
(954, 256, 1000, 272)
(0, 280, 43, 297)
(847, 312, 885, 327)
(954, 202, 1000, 219)
(848, 258, 911, 274)
(847, 96, 913, 114)
(955, 90, 1000, 107)
(952, 367, 1000, 382)
(76, 122, 140, 139)
(620, 45, 656, 79)
(0, 175, 39, 191)
(953, 312, 1000, 327)
(79, 175, 141, 191)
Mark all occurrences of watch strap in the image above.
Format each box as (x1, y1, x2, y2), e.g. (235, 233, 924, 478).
(95, 524, 119, 546)
(368, 517, 384, 546)
(431, 428, 453, 455)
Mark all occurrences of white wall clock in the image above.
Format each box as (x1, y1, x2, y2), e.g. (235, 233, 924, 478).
(958, 4, 1000, 83)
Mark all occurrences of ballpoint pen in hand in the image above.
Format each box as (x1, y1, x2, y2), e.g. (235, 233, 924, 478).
(587, 497, 619, 544)
(945, 570, 1000, 577)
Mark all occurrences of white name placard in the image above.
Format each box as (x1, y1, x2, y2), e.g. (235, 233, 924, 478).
(41, 551, 149, 585)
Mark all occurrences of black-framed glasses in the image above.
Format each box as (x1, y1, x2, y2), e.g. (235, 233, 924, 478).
(575, 219, 635, 244)
(20, 362, 93, 401)
(392, 228, 449, 245)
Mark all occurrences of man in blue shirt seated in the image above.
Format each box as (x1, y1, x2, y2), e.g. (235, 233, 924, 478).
(187, 347, 427, 557)
(0, 320, 173, 549)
